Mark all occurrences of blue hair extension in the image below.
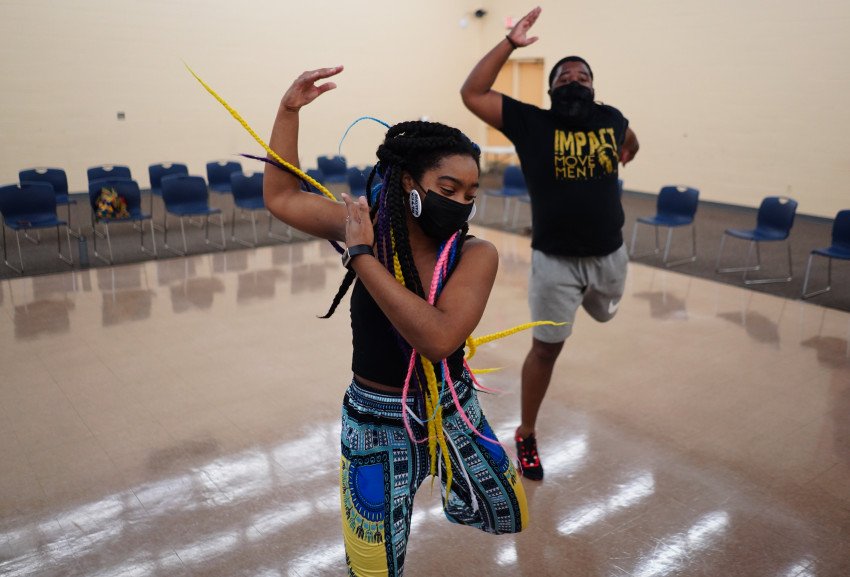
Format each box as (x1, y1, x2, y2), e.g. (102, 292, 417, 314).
(337, 116, 392, 157)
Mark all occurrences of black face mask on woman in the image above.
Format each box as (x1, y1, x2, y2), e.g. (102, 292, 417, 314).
(409, 187, 474, 241)
(550, 81, 595, 123)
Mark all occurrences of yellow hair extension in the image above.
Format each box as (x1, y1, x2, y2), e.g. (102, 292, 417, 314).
(185, 64, 336, 201)
(465, 320, 565, 362)
(389, 230, 404, 285)
(421, 357, 453, 494)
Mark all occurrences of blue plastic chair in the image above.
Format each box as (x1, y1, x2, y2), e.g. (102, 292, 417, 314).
(346, 167, 368, 197)
(206, 160, 243, 195)
(0, 182, 73, 273)
(88, 165, 132, 185)
(716, 196, 798, 284)
(160, 175, 225, 256)
(19, 167, 79, 237)
(88, 179, 157, 264)
(148, 162, 189, 209)
(629, 185, 700, 267)
(802, 209, 850, 298)
(481, 165, 528, 227)
(316, 155, 348, 184)
(230, 172, 290, 246)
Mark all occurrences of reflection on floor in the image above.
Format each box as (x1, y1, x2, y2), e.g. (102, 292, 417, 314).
(1, 226, 848, 577)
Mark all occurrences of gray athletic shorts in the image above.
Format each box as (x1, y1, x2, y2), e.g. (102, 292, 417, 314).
(529, 245, 629, 343)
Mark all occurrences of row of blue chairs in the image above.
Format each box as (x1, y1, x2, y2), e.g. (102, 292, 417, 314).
(485, 166, 848, 301)
(0, 163, 292, 273)
(631, 187, 849, 300)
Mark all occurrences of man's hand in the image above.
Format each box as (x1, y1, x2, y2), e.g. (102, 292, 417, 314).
(620, 127, 640, 165)
(507, 6, 542, 48)
(281, 66, 344, 113)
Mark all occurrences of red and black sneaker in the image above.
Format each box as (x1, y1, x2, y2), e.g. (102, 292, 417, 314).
(515, 432, 544, 481)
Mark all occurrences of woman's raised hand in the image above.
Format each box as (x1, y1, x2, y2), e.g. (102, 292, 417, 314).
(281, 66, 344, 113)
(341, 192, 373, 248)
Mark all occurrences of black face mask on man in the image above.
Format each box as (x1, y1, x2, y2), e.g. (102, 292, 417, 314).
(550, 81, 595, 123)
(408, 187, 475, 241)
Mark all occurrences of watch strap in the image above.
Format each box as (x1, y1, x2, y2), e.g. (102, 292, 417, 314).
(342, 244, 373, 268)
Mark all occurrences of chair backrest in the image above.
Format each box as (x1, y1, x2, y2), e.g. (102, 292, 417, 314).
(161, 175, 209, 206)
(831, 209, 850, 250)
(502, 165, 528, 195)
(317, 155, 347, 177)
(19, 168, 68, 195)
(756, 196, 798, 237)
(0, 182, 57, 219)
(230, 172, 263, 203)
(87, 165, 132, 184)
(657, 185, 700, 219)
(149, 163, 189, 191)
(346, 167, 367, 197)
(207, 160, 243, 188)
(89, 179, 143, 215)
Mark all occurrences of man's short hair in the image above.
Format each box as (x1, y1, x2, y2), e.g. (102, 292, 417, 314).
(548, 56, 594, 87)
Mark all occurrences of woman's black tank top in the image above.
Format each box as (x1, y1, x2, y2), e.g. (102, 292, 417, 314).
(350, 279, 465, 388)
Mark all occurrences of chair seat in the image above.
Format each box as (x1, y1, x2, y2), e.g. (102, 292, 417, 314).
(167, 204, 222, 217)
(7, 214, 66, 230)
(725, 227, 788, 242)
(55, 195, 77, 206)
(813, 244, 850, 260)
(95, 210, 153, 223)
(637, 214, 693, 227)
(234, 197, 265, 211)
(209, 183, 232, 194)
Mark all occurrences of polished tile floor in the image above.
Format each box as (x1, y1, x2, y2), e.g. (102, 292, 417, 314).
(1, 226, 849, 577)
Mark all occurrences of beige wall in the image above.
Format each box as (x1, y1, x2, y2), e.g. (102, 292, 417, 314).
(2, 1, 848, 217)
(0, 0, 486, 192)
(480, 1, 850, 217)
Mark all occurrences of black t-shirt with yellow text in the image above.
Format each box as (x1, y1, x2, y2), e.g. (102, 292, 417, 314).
(501, 94, 629, 257)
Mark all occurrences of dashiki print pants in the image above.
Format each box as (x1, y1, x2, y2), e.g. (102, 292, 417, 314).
(340, 371, 528, 576)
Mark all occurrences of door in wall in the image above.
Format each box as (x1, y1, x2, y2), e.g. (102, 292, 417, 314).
(483, 59, 544, 169)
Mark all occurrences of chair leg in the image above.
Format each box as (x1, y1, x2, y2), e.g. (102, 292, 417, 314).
(629, 222, 663, 259)
(66, 203, 81, 239)
(164, 213, 187, 257)
(181, 217, 189, 255)
(93, 222, 113, 265)
(744, 241, 792, 285)
(716, 236, 761, 274)
(203, 214, 226, 251)
(268, 211, 292, 242)
(801, 253, 832, 298)
(1, 226, 23, 274)
(58, 224, 73, 266)
(143, 218, 158, 258)
(250, 212, 259, 246)
(12, 231, 24, 273)
(232, 208, 257, 248)
(105, 223, 114, 264)
(662, 225, 698, 268)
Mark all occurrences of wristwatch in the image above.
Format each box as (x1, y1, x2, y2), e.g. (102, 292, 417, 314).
(342, 244, 373, 269)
